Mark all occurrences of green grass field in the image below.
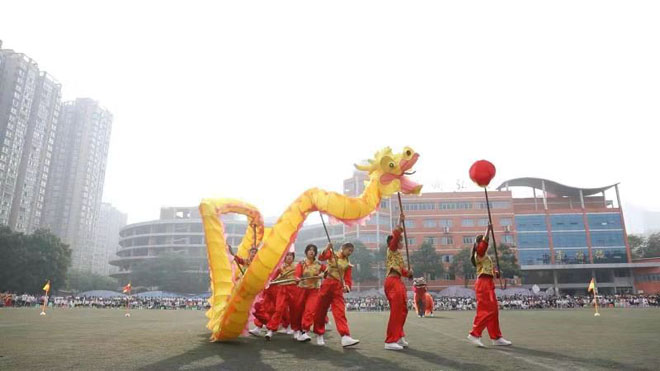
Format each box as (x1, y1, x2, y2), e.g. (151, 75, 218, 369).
(1, 307, 659, 370)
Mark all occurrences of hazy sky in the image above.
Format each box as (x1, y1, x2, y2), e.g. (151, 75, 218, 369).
(2, 1, 658, 230)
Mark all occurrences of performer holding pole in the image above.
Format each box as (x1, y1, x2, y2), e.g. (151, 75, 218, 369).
(292, 244, 327, 342)
(384, 217, 413, 350)
(467, 160, 511, 347)
(466, 226, 512, 347)
(469, 160, 503, 289)
(313, 213, 360, 347)
(264, 251, 297, 340)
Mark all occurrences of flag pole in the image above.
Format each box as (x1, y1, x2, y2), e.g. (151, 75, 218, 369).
(593, 280, 600, 317)
(40, 280, 50, 316)
(125, 282, 131, 317)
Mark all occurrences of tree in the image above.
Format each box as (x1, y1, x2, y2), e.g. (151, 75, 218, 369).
(410, 241, 443, 280)
(629, 234, 646, 259)
(449, 247, 475, 287)
(493, 243, 521, 279)
(66, 270, 119, 292)
(346, 240, 376, 283)
(629, 233, 660, 259)
(130, 253, 208, 293)
(0, 227, 71, 293)
(645, 233, 660, 258)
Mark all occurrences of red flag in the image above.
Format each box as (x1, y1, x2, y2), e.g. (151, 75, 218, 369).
(122, 283, 131, 294)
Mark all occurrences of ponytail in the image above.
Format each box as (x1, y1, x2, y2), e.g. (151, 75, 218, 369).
(471, 234, 485, 267)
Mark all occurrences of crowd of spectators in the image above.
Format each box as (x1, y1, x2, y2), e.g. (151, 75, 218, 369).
(346, 294, 660, 312)
(3, 291, 659, 312)
(1, 292, 209, 310)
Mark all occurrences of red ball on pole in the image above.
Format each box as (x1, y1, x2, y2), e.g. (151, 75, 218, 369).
(469, 160, 496, 187)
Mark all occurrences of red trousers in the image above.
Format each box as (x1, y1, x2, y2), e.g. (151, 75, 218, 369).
(313, 278, 350, 336)
(266, 284, 297, 331)
(254, 285, 278, 328)
(385, 276, 408, 343)
(292, 287, 320, 332)
(470, 276, 502, 339)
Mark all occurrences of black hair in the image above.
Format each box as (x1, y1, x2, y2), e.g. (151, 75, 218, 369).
(470, 234, 484, 267)
(305, 244, 318, 256)
(341, 242, 354, 251)
(286, 251, 295, 259)
(387, 235, 394, 245)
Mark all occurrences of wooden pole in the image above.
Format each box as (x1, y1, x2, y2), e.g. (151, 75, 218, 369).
(320, 213, 346, 289)
(484, 189, 504, 289)
(397, 193, 412, 272)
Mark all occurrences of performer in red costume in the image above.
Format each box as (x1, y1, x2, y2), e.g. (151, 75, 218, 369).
(293, 244, 326, 342)
(384, 220, 413, 350)
(413, 277, 428, 317)
(264, 252, 297, 340)
(313, 242, 360, 347)
(467, 225, 512, 347)
(232, 246, 258, 277)
(424, 293, 434, 317)
(249, 283, 278, 336)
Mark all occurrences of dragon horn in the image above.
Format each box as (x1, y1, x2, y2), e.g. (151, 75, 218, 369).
(354, 163, 372, 172)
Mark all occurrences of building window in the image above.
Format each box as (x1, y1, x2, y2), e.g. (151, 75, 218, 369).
(439, 219, 453, 227)
(462, 219, 474, 227)
(440, 236, 453, 245)
(423, 219, 437, 228)
(463, 236, 476, 244)
(500, 218, 512, 226)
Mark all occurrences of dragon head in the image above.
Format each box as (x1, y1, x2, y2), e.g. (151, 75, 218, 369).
(354, 146, 422, 198)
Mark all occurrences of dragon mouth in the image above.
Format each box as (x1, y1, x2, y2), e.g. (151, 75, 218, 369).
(380, 153, 422, 194)
(399, 175, 422, 194)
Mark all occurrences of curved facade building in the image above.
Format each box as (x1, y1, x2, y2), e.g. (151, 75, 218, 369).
(109, 207, 252, 280)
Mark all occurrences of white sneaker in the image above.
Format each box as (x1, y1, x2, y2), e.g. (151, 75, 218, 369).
(249, 327, 262, 337)
(398, 337, 409, 347)
(316, 335, 325, 346)
(286, 326, 294, 335)
(277, 327, 287, 334)
(265, 330, 273, 340)
(298, 332, 312, 342)
(492, 337, 512, 346)
(467, 334, 485, 348)
(341, 335, 360, 347)
(385, 342, 404, 351)
(293, 330, 300, 340)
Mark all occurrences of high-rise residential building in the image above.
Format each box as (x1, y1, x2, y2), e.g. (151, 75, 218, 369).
(10, 72, 61, 232)
(42, 98, 113, 272)
(0, 42, 62, 233)
(94, 202, 127, 275)
(0, 44, 40, 227)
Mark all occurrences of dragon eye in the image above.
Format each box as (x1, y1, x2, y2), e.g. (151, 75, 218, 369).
(406, 150, 412, 156)
(389, 163, 395, 168)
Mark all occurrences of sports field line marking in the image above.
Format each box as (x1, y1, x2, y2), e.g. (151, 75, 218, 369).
(405, 318, 562, 371)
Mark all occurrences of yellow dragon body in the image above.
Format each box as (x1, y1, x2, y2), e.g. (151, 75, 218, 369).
(200, 147, 421, 341)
